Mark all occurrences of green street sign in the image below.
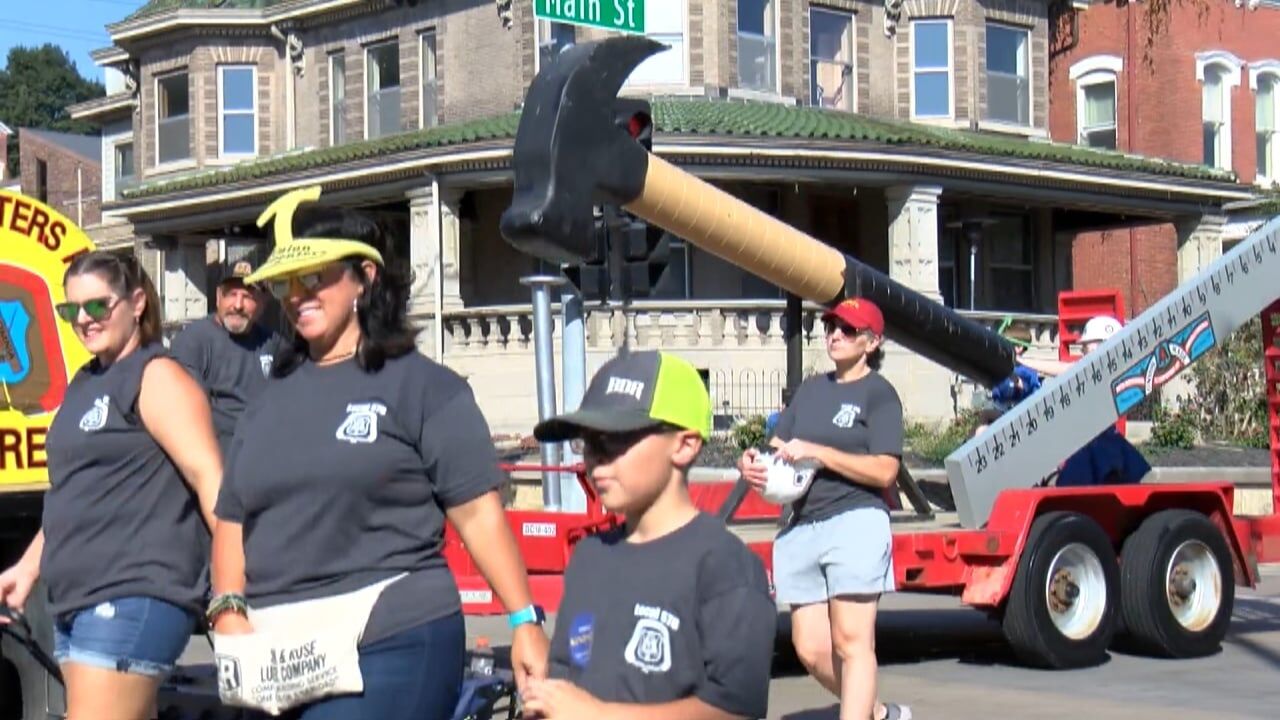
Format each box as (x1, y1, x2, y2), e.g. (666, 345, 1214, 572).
(534, 0, 645, 36)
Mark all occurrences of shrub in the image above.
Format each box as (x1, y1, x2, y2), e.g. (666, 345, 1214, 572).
(1148, 403, 1197, 449)
(731, 414, 768, 451)
(1178, 316, 1269, 449)
(905, 409, 982, 466)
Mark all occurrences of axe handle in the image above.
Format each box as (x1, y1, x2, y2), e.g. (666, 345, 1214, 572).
(624, 155, 847, 305)
(622, 155, 1016, 387)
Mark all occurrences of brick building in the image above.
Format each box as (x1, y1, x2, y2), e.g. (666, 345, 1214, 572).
(1048, 0, 1280, 316)
(17, 129, 103, 229)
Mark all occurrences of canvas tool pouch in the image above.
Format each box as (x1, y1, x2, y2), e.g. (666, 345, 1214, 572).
(211, 573, 406, 716)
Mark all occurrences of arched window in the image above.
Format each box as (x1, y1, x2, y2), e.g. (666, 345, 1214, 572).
(1196, 51, 1244, 171)
(1069, 55, 1122, 149)
(1250, 61, 1280, 184)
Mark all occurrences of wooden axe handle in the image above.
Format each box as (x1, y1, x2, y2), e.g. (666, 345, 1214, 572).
(623, 155, 846, 305)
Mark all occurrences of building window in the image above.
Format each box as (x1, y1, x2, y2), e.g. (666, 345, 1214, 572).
(911, 19, 952, 119)
(420, 30, 438, 129)
(365, 40, 401, 140)
(809, 7, 854, 112)
(985, 22, 1030, 126)
(1255, 70, 1279, 183)
(535, 19, 575, 72)
(737, 0, 777, 93)
(1069, 56, 1122, 150)
(218, 66, 256, 157)
(35, 159, 47, 203)
(1196, 51, 1243, 171)
(939, 215, 1035, 312)
(329, 53, 346, 145)
(155, 72, 190, 164)
(626, 0, 686, 86)
(114, 142, 134, 198)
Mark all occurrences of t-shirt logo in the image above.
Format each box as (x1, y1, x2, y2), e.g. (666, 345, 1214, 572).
(624, 603, 679, 675)
(568, 613, 594, 668)
(259, 354, 273, 378)
(832, 403, 862, 428)
(78, 395, 110, 432)
(335, 401, 387, 444)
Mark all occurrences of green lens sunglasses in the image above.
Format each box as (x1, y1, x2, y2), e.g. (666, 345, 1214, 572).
(55, 297, 121, 323)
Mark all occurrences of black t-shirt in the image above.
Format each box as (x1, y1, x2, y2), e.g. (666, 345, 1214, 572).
(770, 371, 904, 524)
(548, 513, 776, 717)
(214, 352, 503, 645)
(42, 342, 209, 616)
(169, 316, 283, 450)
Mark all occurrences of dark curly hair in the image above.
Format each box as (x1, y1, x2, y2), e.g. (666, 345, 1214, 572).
(272, 207, 418, 377)
(866, 345, 885, 371)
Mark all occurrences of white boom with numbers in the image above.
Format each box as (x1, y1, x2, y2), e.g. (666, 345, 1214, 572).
(946, 215, 1280, 529)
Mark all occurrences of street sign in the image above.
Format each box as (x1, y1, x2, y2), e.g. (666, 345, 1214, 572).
(534, 0, 645, 35)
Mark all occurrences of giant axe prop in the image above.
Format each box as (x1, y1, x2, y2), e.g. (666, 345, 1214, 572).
(501, 36, 1018, 387)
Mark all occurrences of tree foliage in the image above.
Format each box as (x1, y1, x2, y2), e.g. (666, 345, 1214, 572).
(0, 44, 105, 175)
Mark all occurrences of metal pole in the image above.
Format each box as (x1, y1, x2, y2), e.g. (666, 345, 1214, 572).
(785, 292, 802, 395)
(560, 283, 588, 512)
(521, 274, 565, 510)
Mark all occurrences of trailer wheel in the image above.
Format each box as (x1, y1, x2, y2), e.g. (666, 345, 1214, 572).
(1002, 511, 1118, 669)
(1119, 509, 1234, 658)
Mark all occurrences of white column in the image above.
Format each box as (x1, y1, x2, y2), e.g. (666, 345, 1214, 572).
(1175, 214, 1227, 282)
(406, 184, 464, 316)
(885, 185, 944, 302)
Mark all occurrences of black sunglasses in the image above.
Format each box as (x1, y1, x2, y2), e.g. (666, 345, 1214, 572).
(267, 264, 348, 298)
(55, 296, 121, 323)
(571, 425, 675, 460)
(822, 318, 868, 337)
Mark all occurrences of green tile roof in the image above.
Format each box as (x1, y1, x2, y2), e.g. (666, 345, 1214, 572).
(119, 98, 1238, 200)
(127, 0, 282, 20)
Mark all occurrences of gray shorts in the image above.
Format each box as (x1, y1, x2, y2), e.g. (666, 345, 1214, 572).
(773, 507, 895, 605)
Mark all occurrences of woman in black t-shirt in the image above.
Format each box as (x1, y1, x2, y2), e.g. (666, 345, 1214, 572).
(0, 252, 223, 720)
(209, 188, 548, 719)
(738, 297, 911, 720)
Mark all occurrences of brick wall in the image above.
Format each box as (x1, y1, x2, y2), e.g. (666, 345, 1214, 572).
(18, 132, 102, 228)
(1050, 2, 1280, 317)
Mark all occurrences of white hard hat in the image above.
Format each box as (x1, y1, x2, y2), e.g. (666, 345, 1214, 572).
(757, 452, 819, 505)
(1079, 315, 1122, 344)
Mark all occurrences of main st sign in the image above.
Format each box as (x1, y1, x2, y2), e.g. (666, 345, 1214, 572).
(535, 0, 645, 35)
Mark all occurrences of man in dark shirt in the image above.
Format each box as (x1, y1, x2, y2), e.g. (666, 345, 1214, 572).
(169, 260, 283, 451)
(522, 350, 777, 720)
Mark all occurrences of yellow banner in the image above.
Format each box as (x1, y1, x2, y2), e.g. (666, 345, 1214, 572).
(0, 189, 96, 489)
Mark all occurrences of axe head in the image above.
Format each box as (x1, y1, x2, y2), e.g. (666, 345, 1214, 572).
(500, 36, 666, 266)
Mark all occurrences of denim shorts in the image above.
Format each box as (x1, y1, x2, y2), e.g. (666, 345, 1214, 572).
(773, 507, 896, 605)
(53, 596, 196, 677)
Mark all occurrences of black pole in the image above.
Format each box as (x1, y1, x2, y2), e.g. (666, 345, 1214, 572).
(785, 292, 802, 395)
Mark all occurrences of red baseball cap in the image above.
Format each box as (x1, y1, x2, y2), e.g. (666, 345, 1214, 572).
(822, 297, 885, 336)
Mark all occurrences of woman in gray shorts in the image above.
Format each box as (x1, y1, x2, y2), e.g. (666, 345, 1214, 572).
(739, 296, 910, 720)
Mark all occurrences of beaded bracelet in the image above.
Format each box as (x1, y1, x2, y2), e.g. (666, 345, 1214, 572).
(205, 592, 249, 626)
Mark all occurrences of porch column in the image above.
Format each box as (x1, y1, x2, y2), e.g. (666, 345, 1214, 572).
(406, 184, 464, 317)
(885, 185, 943, 302)
(1175, 213, 1226, 282)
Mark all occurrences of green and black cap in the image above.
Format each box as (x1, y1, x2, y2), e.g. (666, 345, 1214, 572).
(533, 350, 711, 442)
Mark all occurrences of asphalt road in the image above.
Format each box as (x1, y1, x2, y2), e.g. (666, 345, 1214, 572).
(166, 569, 1280, 718)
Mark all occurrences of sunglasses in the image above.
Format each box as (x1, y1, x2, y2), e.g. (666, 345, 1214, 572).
(267, 264, 347, 298)
(570, 426, 670, 460)
(55, 296, 121, 323)
(822, 319, 869, 337)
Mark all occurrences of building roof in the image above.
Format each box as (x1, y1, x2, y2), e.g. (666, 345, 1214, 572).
(119, 98, 1237, 202)
(21, 128, 102, 164)
(0, 120, 12, 135)
(127, 0, 283, 20)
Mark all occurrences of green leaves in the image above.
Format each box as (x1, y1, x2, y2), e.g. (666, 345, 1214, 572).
(0, 44, 106, 175)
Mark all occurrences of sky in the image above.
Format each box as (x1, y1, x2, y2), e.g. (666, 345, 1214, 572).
(0, 0, 150, 83)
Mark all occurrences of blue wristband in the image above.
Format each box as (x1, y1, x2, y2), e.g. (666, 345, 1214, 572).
(508, 604, 546, 629)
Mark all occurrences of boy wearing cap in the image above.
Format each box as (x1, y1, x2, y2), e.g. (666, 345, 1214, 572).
(169, 259, 284, 452)
(521, 350, 777, 720)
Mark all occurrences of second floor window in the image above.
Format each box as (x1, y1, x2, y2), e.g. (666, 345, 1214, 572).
(809, 7, 854, 112)
(1078, 78, 1117, 149)
(114, 142, 135, 199)
(421, 31, 438, 129)
(218, 66, 256, 157)
(1202, 65, 1230, 169)
(985, 22, 1030, 126)
(366, 40, 401, 140)
(738, 0, 776, 93)
(156, 72, 190, 165)
(911, 19, 951, 119)
(626, 0, 686, 86)
(1258, 73, 1277, 182)
(330, 54, 346, 145)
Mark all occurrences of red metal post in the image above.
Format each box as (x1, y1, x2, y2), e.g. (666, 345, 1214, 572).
(1263, 301, 1280, 520)
(1057, 289, 1127, 435)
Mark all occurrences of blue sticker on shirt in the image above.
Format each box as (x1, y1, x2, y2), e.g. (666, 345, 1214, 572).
(568, 613, 594, 668)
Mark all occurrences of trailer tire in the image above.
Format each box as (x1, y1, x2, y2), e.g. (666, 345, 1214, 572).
(0, 581, 65, 720)
(1002, 511, 1118, 669)
(1119, 509, 1234, 658)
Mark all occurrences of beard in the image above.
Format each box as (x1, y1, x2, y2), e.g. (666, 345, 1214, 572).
(221, 312, 252, 334)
